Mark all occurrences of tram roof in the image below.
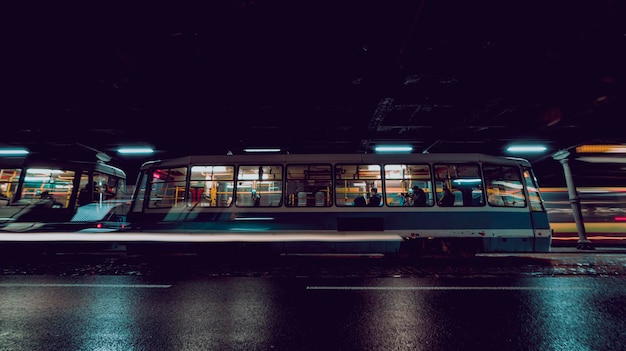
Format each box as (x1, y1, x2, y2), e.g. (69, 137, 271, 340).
(140, 153, 532, 169)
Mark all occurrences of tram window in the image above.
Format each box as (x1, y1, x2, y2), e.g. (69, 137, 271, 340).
(148, 167, 188, 208)
(20, 168, 75, 208)
(0, 168, 21, 204)
(384, 164, 433, 206)
(483, 164, 526, 207)
(190, 165, 235, 207)
(78, 171, 127, 206)
(523, 167, 545, 211)
(95, 172, 122, 201)
(335, 164, 382, 207)
(236, 165, 283, 207)
(434, 164, 484, 207)
(286, 164, 332, 207)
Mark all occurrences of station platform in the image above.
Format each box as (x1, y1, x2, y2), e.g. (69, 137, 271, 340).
(549, 246, 626, 253)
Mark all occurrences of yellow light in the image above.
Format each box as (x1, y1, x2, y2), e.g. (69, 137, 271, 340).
(576, 144, 626, 153)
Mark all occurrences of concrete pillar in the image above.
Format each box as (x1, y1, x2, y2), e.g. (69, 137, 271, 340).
(552, 150, 594, 250)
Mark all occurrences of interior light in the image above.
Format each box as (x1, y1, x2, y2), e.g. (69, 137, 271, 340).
(506, 145, 547, 153)
(239, 173, 270, 180)
(27, 169, 64, 175)
(243, 148, 281, 153)
(374, 145, 413, 153)
(24, 176, 52, 182)
(191, 166, 227, 172)
(0, 148, 29, 156)
(117, 147, 154, 155)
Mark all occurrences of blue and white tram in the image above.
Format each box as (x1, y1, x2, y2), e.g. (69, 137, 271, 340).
(127, 153, 552, 255)
(0, 152, 128, 232)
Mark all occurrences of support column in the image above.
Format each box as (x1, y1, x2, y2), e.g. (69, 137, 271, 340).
(552, 150, 594, 250)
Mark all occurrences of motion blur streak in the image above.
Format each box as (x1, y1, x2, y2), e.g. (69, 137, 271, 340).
(306, 286, 590, 291)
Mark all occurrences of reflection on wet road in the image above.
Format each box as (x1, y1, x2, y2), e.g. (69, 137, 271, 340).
(0, 271, 624, 351)
(1, 247, 626, 350)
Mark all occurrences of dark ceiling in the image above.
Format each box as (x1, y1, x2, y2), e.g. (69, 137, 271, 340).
(4, 1, 626, 185)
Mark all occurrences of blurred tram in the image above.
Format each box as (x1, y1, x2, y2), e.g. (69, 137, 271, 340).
(541, 187, 626, 245)
(126, 153, 552, 255)
(0, 152, 128, 232)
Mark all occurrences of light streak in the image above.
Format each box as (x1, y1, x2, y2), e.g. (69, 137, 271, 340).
(0, 283, 171, 288)
(306, 286, 590, 291)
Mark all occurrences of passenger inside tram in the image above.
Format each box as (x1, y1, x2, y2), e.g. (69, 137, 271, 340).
(438, 184, 455, 207)
(367, 187, 381, 206)
(353, 196, 366, 207)
(251, 189, 261, 207)
(410, 185, 427, 206)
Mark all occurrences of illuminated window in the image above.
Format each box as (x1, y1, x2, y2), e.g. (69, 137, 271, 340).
(334, 164, 382, 207)
(190, 165, 235, 207)
(286, 164, 332, 207)
(434, 164, 484, 207)
(148, 167, 188, 208)
(236, 165, 283, 207)
(483, 164, 526, 208)
(384, 164, 433, 207)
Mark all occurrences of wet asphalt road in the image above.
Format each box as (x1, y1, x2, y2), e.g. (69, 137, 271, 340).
(0, 246, 625, 351)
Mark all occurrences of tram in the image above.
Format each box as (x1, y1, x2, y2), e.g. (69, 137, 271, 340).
(126, 153, 552, 255)
(0, 151, 128, 232)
